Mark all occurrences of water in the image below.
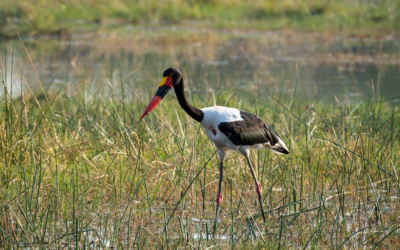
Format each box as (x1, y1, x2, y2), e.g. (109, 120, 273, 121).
(1, 28, 399, 106)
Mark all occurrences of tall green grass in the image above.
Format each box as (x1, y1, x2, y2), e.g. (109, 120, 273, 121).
(1, 0, 400, 37)
(0, 47, 399, 248)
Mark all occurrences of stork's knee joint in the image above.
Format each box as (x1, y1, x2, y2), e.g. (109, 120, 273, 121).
(216, 193, 223, 206)
(256, 183, 262, 196)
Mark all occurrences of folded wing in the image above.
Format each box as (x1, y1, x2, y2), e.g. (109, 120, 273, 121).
(218, 111, 289, 154)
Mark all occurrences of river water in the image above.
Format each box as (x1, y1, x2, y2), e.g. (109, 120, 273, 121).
(1, 27, 399, 105)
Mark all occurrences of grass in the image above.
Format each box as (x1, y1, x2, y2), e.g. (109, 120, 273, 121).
(1, 0, 400, 37)
(0, 38, 399, 249)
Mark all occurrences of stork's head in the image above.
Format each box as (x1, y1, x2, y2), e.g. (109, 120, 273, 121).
(140, 68, 182, 120)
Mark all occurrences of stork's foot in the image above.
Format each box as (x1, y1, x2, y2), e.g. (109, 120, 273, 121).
(208, 224, 216, 237)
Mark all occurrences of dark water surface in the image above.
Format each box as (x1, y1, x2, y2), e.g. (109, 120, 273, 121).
(1, 27, 400, 105)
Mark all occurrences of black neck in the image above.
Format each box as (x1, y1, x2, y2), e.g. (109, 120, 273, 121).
(174, 79, 204, 123)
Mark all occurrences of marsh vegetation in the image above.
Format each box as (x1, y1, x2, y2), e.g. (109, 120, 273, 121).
(0, 13, 400, 249)
(1, 0, 400, 37)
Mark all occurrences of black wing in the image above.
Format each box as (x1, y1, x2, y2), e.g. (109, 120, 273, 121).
(218, 111, 281, 146)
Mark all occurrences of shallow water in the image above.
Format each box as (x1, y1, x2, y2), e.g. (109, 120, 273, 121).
(12, 190, 399, 249)
(1, 27, 399, 105)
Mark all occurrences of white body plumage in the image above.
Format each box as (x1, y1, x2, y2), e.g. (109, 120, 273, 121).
(200, 106, 289, 162)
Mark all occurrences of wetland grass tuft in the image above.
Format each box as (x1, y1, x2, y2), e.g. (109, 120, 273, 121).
(0, 52, 399, 248)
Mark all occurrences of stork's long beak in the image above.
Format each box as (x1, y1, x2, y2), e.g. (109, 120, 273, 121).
(140, 76, 173, 120)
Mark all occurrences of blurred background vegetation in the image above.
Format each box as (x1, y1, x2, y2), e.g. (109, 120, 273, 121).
(1, 0, 400, 37)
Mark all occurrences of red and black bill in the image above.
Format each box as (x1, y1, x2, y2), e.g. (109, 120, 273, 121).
(140, 76, 173, 120)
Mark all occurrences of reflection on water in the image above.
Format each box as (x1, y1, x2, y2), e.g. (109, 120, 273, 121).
(1, 29, 399, 106)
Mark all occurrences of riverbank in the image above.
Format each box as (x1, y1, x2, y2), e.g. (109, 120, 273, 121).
(1, 0, 399, 37)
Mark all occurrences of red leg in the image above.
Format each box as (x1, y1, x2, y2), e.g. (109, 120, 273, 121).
(244, 155, 266, 222)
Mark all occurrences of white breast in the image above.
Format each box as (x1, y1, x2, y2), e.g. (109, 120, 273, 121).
(200, 106, 244, 151)
(200, 106, 243, 128)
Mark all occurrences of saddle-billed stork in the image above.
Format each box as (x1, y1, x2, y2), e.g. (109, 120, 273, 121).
(141, 68, 289, 223)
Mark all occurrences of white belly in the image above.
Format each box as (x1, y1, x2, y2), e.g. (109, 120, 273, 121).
(200, 106, 244, 128)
